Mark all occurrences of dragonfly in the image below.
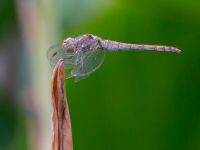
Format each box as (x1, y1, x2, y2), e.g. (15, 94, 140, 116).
(47, 34, 181, 82)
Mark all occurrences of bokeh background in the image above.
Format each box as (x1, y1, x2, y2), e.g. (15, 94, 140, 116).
(0, 0, 200, 150)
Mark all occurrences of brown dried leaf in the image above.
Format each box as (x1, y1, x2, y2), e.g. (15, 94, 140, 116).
(51, 60, 73, 150)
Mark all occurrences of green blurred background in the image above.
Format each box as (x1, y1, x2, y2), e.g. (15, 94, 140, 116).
(0, 0, 200, 150)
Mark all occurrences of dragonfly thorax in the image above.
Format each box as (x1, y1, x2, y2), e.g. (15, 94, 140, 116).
(63, 34, 105, 54)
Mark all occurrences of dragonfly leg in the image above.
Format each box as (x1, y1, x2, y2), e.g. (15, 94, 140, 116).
(80, 56, 84, 72)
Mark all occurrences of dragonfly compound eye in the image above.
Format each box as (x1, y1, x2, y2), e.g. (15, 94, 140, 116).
(62, 38, 76, 54)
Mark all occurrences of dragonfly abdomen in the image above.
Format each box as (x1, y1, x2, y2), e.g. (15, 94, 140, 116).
(102, 40, 181, 53)
(129, 44, 181, 53)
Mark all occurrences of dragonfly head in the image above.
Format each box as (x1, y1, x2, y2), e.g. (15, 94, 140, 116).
(62, 37, 77, 54)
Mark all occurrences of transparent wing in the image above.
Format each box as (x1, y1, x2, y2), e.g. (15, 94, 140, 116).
(47, 44, 75, 78)
(71, 49, 105, 82)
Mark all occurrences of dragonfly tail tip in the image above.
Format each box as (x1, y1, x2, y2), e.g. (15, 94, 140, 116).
(175, 48, 182, 53)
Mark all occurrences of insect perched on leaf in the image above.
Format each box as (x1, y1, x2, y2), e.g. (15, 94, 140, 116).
(47, 34, 181, 82)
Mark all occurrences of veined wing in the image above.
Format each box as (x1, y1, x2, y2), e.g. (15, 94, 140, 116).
(47, 44, 75, 68)
(47, 44, 75, 78)
(71, 49, 105, 82)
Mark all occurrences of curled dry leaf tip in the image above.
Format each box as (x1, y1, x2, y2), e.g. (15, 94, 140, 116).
(51, 59, 73, 150)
